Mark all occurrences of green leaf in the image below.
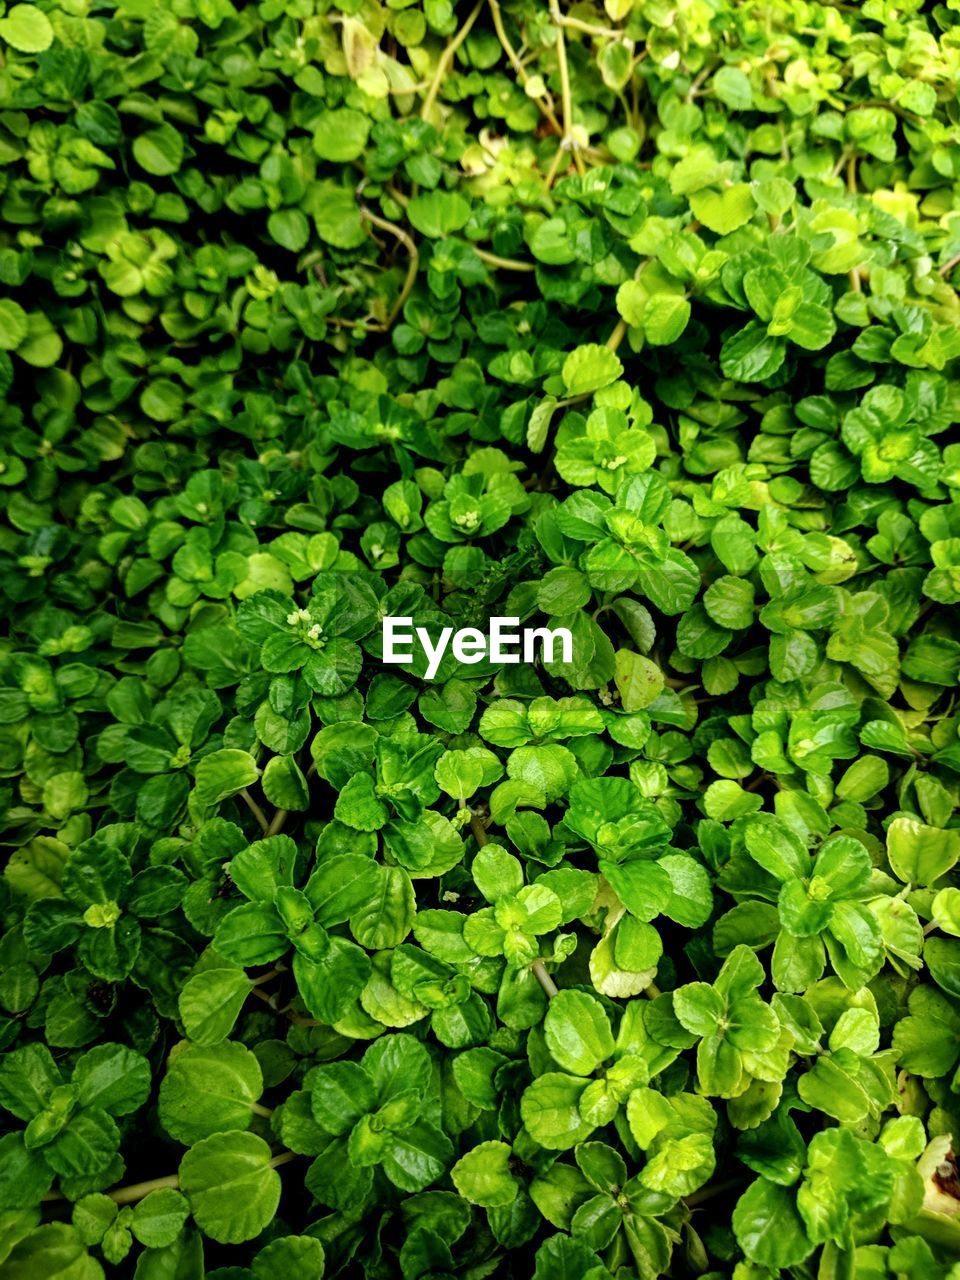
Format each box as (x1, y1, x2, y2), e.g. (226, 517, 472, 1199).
(520, 1073, 591, 1150)
(643, 294, 691, 346)
(159, 1041, 263, 1144)
(313, 108, 370, 162)
(0, 299, 28, 350)
(689, 184, 755, 234)
(561, 345, 623, 397)
(0, 4, 53, 53)
(178, 967, 252, 1046)
(0, 1223, 101, 1280)
(613, 649, 664, 711)
(252, 1237, 326, 1280)
(407, 192, 471, 238)
(131, 1189, 191, 1249)
(732, 1179, 814, 1268)
(887, 816, 960, 886)
(193, 750, 260, 807)
(544, 991, 614, 1075)
(451, 1141, 519, 1208)
(73, 1044, 150, 1116)
(713, 66, 753, 109)
(0, 1132, 55, 1208)
(132, 125, 184, 177)
(179, 1131, 281, 1244)
(720, 322, 785, 382)
(267, 209, 310, 253)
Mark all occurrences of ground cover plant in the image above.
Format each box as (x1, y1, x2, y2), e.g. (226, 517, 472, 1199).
(1, 0, 960, 1276)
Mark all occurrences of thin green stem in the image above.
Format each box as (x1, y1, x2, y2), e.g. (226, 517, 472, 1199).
(548, 1, 585, 179)
(531, 959, 559, 998)
(555, 11, 624, 38)
(470, 811, 489, 847)
(250, 984, 319, 1025)
(265, 806, 289, 838)
(606, 317, 627, 352)
(488, 0, 561, 133)
(542, 140, 568, 191)
(473, 247, 536, 272)
(421, 1, 484, 121)
(44, 1152, 297, 1208)
(251, 966, 284, 986)
(685, 1176, 744, 1208)
(359, 204, 420, 329)
(240, 789, 269, 834)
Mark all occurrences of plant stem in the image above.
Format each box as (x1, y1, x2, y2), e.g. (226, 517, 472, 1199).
(240, 789, 269, 833)
(358, 204, 420, 329)
(531, 959, 559, 998)
(473, 247, 536, 272)
(420, 1, 484, 121)
(265, 807, 289, 837)
(470, 811, 489, 847)
(939, 252, 960, 277)
(556, 12, 624, 38)
(606, 316, 627, 351)
(110, 1174, 182, 1205)
(250, 984, 320, 1026)
(548, 1, 585, 179)
(488, 0, 561, 133)
(470, 805, 559, 996)
(542, 140, 568, 191)
(45, 1152, 298, 1208)
(643, 981, 661, 999)
(686, 59, 717, 102)
(685, 1176, 744, 1208)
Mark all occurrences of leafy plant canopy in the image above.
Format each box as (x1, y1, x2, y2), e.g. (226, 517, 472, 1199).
(1, 0, 960, 1276)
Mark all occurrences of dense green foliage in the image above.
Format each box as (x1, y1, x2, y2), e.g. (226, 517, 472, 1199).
(2, 0, 960, 1276)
